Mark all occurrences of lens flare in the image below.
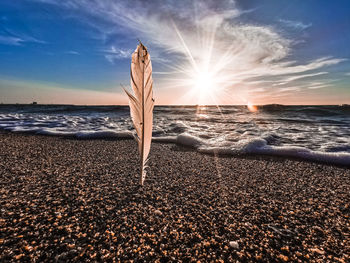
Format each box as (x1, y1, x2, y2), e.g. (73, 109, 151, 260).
(247, 102, 258, 112)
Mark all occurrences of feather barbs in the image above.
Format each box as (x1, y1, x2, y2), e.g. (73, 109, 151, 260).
(124, 42, 154, 186)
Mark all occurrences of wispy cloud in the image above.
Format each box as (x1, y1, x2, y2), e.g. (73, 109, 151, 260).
(102, 46, 133, 64)
(274, 81, 333, 95)
(279, 19, 312, 30)
(31, 0, 346, 104)
(0, 35, 24, 46)
(64, 50, 80, 55)
(306, 82, 331, 90)
(0, 34, 46, 46)
(272, 72, 328, 86)
(0, 26, 46, 46)
(279, 86, 301, 92)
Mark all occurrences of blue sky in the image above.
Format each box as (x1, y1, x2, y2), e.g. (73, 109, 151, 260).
(0, 0, 349, 105)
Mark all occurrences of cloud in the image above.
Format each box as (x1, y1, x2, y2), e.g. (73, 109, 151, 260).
(279, 19, 312, 30)
(274, 81, 332, 94)
(65, 50, 80, 55)
(0, 34, 46, 46)
(102, 46, 133, 64)
(272, 72, 328, 86)
(30, 0, 346, 104)
(0, 26, 46, 46)
(0, 35, 24, 46)
(306, 82, 331, 90)
(279, 87, 301, 92)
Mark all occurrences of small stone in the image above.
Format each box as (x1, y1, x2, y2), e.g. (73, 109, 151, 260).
(154, 210, 163, 216)
(310, 248, 325, 255)
(15, 254, 24, 260)
(229, 241, 239, 249)
(278, 254, 289, 262)
(55, 252, 68, 262)
(281, 246, 289, 252)
(24, 245, 33, 252)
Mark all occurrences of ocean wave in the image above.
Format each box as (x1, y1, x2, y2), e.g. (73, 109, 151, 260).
(75, 130, 133, 139)
(2, 125, 134, 139)
(239, 137, 350, 166)
(172, 134, 350, 166)
(176, 133, 204, 148)
(1, 105, 350, 166)
(0, 105, 129, 114)
(294, 106, 344, 116)
(1, 124, 349, 165)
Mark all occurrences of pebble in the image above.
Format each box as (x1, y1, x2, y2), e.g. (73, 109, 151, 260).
(229, 241, 239, 249)
(310, 248, 325, 255)
(154, 209, 163, 216)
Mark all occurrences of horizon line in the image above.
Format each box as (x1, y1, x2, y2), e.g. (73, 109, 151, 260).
(0, 103, 348, 107)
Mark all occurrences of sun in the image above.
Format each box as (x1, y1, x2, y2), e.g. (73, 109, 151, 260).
(187, 70, 222, 105)
(194, 72, 213, 95)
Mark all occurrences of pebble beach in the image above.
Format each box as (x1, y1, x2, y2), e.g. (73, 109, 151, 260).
(0, 132, 349, 262)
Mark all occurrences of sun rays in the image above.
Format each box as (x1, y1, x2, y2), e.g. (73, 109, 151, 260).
(155, 20, 240, 106)
(147, 2, 345, 106)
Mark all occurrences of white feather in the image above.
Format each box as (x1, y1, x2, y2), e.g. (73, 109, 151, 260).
(124, 42, 154, 185)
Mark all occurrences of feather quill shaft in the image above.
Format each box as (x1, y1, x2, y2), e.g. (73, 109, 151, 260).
(124, 42, 154, 186)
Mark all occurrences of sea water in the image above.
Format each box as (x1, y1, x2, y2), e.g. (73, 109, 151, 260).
(0, 104, 349, 165)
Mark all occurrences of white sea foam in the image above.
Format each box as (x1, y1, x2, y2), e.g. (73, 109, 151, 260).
(36, 129, 77, 136)
(0, 105, 349, 166)
(75, 130, 133, 139)
(237, 137, 350, 165)
(173, 134, 350, 166)
(176, 133, 204, 148)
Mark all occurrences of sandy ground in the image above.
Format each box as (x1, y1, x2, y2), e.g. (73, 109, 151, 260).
(0, 132, 349, 262)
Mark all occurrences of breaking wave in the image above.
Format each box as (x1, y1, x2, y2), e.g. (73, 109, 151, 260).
(0, 105, 349, 166)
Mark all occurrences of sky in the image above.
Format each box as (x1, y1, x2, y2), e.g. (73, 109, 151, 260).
(0, 0, 349, 105)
